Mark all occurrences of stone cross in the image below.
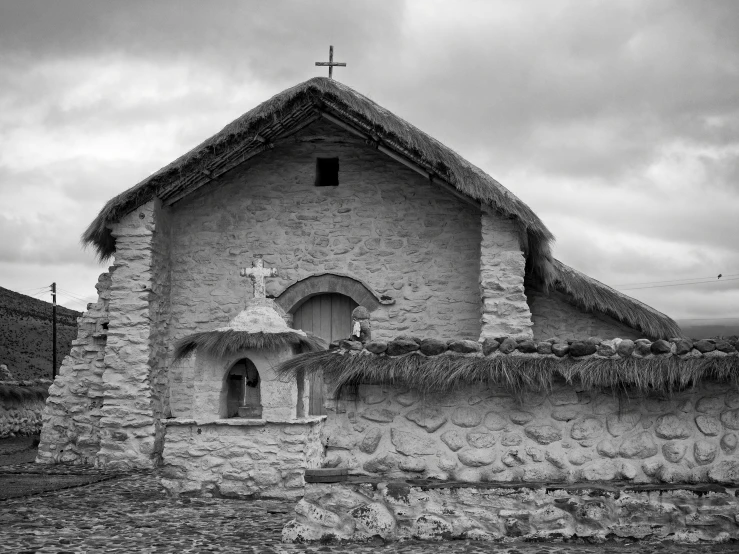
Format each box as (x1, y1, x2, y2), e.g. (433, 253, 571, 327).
(240, 256, 278, 299)
(315, 45, 346, 79)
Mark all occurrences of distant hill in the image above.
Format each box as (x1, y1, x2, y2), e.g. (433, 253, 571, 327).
(677, 321, 739, 340)
(0, 286, 81, 380)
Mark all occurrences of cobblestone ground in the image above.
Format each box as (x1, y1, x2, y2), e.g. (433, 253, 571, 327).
(1, 443, 738, 553)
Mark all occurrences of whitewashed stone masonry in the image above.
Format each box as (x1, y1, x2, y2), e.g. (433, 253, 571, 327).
(479, 207, 533, 340)
(37, 271, 111, 464)
(97, 200, 170, 469)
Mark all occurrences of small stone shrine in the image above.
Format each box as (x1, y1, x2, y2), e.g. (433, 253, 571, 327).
(35, 77, 739, 542)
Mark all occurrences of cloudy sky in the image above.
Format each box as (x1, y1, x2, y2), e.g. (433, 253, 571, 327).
(1, 0, 737, 329)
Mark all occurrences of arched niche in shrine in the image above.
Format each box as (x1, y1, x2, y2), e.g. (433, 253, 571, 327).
(224, 358, 262, 419)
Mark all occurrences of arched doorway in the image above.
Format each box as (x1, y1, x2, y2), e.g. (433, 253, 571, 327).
(292, 293, 358, 415)
(225, 358, 261, 418)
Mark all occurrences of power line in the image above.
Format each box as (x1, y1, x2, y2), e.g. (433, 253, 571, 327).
(679, 317, 739, 321)
(615, 273, 739, 287)
(619, 277, 739, 291)
(16, 285, 52, 294)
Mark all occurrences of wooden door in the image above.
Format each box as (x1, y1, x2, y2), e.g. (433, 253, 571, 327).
(292, 293, 357, 415)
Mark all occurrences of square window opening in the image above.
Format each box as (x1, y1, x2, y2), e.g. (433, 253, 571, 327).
(315, 157, 339, 187)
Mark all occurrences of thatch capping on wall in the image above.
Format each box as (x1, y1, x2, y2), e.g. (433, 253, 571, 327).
(276, 336, 739, 397)
(0, 380, 50, 406)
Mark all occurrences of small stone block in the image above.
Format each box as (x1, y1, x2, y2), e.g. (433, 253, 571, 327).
(339, 339, 363, 351)
(516, 340, 537, 353)
(482, 338, 500, 355)
(650, 340, 672, 354)
(569, 342, 596, 357)
(386, 339, 419, 356)
(498, 338, 517, 354)
(675, 339, 693, 355)
(694, 340, 716, 353)
(365, 341, 388, 354)
(716, 340, 736, 353)
(536, 342, 552, 355)
(419, 338, 447, 356)
(551, 343, 569, 357)
(447, 340, 481, 354)
(616, 339, 635, 357)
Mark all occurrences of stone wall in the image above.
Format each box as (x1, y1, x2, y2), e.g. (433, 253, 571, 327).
(160, 417, 325, 499)
(528, 288, 641, 340)
(167, 119, 486, 415)
(97, 200, 169, 469)
(36, 272, 111, 465)
(0, 381, 48, 438)
(321, 382, 739, 485)
(479, 208, 532, 340)
(284, 480, 739, 543)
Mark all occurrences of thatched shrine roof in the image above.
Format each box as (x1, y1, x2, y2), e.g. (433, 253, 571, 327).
(173, 300, 325, 362)
(277, 336, 739, 396)
(82, 77, 680, 339)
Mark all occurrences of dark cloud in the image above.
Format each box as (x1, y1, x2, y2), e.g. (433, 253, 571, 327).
(1, 0, 738, 320)
(0, 0, 405, 81)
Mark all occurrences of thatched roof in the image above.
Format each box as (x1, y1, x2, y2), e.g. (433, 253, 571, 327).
(82, 76, 679, 339)
(173, 301, 326, 361)
(82, 77, 554, 272)
(547, 260, 683, 340)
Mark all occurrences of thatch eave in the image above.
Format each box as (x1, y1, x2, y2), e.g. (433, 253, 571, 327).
(82, 77, 554, 274)
(545, 259, 683, 340)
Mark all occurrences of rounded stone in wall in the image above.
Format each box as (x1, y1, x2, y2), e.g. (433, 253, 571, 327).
(440, 430, 465, 452)
(571, 418, 604, 441)
(524, 424, 562, 445)
(509, 411, 534, 425)
(451, 407, 482, 428)
(721, 433, 738, 454)
(694, 440, 718, 466)
(467, 431, 496, 448)
(655, 414, 693, 440)
(725, 392, 739, 409)
(501, 449, 526, 467)
(605, 411, 641, 437)
(697, 397, 726, 414)
(619, 432, 658, 459)
(551, 407, 579, 422)
(695, 415, 722, 436)
(720, 409, 739, 430)
(399, 458, 426, 473)
(458, 448, 496, 467)
(500, 433, 522, 446)
(360, 428, 383, 454)
(662, 441, 687, 463)
(483, 411, 508, 431)
(405, 406, 447, 433)
(597, 439, 618, 458)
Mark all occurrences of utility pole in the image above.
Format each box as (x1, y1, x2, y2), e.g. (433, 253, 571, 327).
(51, 282, 57, 380)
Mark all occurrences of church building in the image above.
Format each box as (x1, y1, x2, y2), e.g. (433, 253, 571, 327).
(39, 77, 738, 508)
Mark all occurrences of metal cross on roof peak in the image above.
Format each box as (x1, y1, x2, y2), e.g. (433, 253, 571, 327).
(315, 45, 346, 79)
(240, 255, 278, 299)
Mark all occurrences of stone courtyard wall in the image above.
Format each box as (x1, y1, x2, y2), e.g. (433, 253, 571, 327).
(0, 381, 48, 438)
(160, 417, 325, 499)
(320, 382, 739, 485)
(166, 119, 490, 415)
(285, 481, 739, 543)
(36, 271, 111, 465)
(528, 288, 641, 341)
